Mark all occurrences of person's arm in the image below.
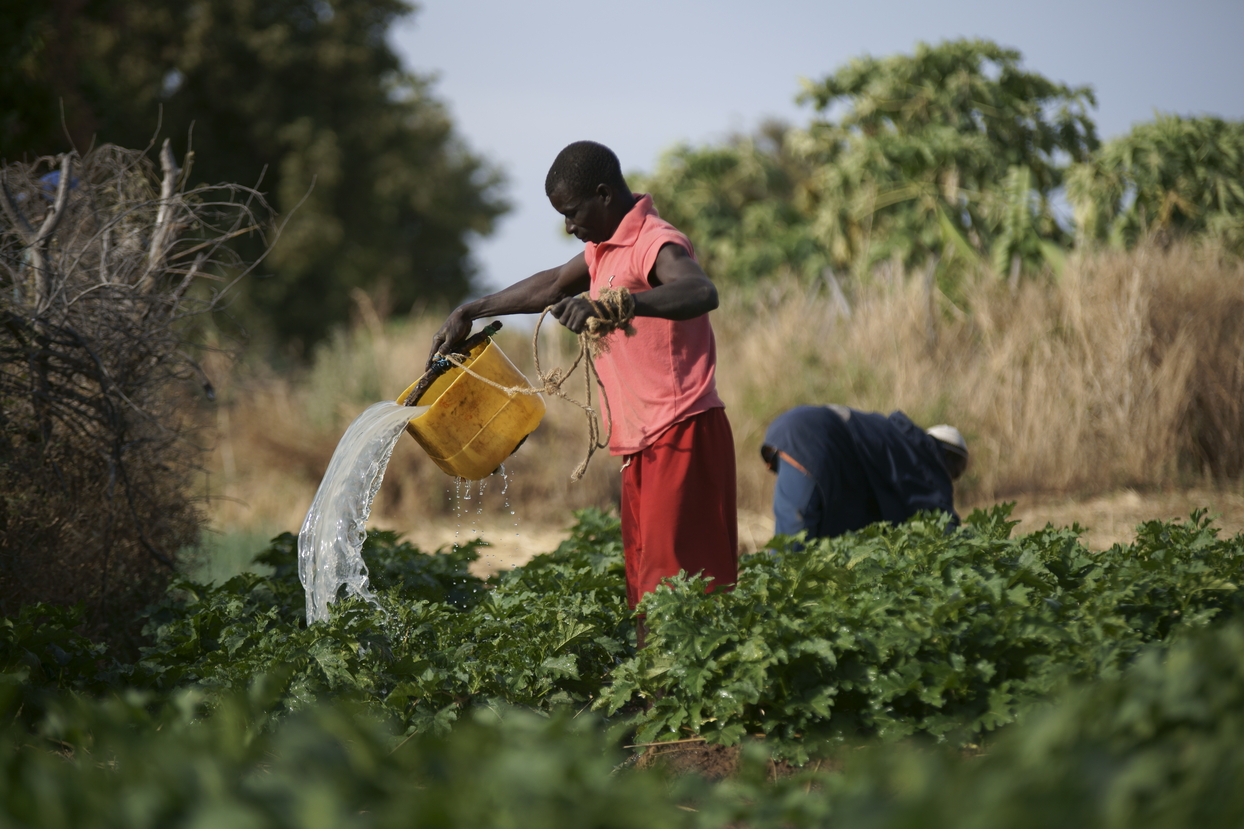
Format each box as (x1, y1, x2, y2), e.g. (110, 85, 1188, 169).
(549, 242, 718, 332)
(428, 252, 590, 365)
(773, 458, 822, 542)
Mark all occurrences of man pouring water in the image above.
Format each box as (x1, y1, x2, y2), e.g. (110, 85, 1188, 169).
(428, 141, 737, 646)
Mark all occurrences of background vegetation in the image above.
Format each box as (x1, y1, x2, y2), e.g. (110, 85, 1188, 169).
(161, 37, 1244, 557)
(0, 143, 274, 646)
(635, 39, 1244, 291)
(201, 240, 1244, 546)
(3, 0, 506, 351)
(5, 18, 1244, 825)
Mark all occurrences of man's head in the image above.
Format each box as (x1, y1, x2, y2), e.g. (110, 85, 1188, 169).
(545, 141, 635, 244)
(926, 424, 969, 480)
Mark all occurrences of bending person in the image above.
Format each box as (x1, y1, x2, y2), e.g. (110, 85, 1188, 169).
(761, 405, 969, 541)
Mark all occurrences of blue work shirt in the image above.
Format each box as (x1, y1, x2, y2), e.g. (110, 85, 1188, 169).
(764, 405, 958, 540)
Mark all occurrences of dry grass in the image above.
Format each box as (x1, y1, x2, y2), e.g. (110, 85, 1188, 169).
(721, 243, 1244, 513)
(201, 243, 1244, 556)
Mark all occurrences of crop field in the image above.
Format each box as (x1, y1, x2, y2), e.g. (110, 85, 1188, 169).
(6, 506, 1244, 826)
(5, 232, 1244, 825)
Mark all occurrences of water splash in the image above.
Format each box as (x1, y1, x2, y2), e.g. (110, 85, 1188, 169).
(298, 401, 427, 625)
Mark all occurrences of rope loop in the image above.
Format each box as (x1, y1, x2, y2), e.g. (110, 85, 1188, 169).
(580, 287, 637, 357)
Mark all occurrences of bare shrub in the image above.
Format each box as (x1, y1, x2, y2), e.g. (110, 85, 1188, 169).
(0, 142, 272, 639)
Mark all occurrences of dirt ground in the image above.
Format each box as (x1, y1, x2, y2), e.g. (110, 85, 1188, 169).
(999, 487, 1244, 550)
(402, 488, 1244, 578)
(398, 516, 572, 579)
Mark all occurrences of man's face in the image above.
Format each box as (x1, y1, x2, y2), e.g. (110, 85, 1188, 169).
(548, 184, 614, 244)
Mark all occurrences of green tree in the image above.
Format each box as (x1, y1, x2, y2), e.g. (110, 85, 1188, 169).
(638, 40, 1098, 290)
(1067, 114, 1244, 253)
(2, 0, 507, 350)
(633, 123, 828, 286)
(797, 38, 1098, 281)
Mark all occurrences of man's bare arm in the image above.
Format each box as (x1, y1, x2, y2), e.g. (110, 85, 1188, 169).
(550, 242, 718, 333)
(428, 252, 590, 365)
(640, 242, 718, 318)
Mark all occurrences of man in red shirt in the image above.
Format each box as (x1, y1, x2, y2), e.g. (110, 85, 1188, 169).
(429, 141, 737, 643)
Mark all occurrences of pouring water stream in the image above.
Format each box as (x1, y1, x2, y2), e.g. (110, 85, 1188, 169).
(297, 401, 427, 625)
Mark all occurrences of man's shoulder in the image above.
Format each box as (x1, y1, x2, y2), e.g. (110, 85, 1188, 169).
(638, 212, 691, 248)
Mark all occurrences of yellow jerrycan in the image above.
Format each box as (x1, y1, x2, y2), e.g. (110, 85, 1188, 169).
(397, 325, 545, 480)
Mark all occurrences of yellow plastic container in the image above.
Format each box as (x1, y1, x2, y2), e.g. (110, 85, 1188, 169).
(396, 339, 545, 480)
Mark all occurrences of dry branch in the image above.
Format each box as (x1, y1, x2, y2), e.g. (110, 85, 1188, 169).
(0, 143, 274, 636)
(141, 139, 182, 293)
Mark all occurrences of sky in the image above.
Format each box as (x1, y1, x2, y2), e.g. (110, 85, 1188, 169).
(391, 0, 1244, 296)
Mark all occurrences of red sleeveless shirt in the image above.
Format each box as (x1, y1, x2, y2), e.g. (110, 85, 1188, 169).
(583, 195, 725, 455)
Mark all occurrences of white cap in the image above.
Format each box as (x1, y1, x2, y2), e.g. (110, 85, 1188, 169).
(926, 424, 968, 458)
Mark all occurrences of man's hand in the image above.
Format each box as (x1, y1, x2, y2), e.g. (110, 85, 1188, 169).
(550, 295, 598, 334)
(428, 308, 473, 368)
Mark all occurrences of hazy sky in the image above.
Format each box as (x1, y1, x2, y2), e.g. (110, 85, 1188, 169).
(392, 0, 1244, 295)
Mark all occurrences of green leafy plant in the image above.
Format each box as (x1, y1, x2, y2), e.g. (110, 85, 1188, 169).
(134, 513, 632, 734)
(604, 506, 1244, 762)
(1068, 114, 1244, 252)
(5, 508, 1244, 826)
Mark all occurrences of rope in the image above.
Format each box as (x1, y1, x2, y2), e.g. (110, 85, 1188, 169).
(419, 288, 637, 481)
(581, 286, 637, 357)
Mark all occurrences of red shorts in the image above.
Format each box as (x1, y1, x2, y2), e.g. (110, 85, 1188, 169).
(620, 406, 738, 609)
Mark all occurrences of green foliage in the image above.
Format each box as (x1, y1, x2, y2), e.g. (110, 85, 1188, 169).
(1068, 114, 1244, 252)
(695, 618, 1244, 829)
(798, 38, 1096, 278)
(2, 0, 507, 349)
(0, 1, 64, 154)
(604, 507, 1244, 762)
(6, 622, 1244, 828)
(135, 515, 632, 734)
(634, 124, 829, 286)
(4, 508, 1244, 825)
(0, 604, 118, 728)
(2, 693, 682, 829)
(7, 506, 1244, 763)
(638, 39, 1097, 290)
(641, 41, 1243, 294)
(8, 507, 1244, 763)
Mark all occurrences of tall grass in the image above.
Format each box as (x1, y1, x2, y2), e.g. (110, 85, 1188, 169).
(724, 243, 1244, 510)
(202, 243, 1244, 537)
